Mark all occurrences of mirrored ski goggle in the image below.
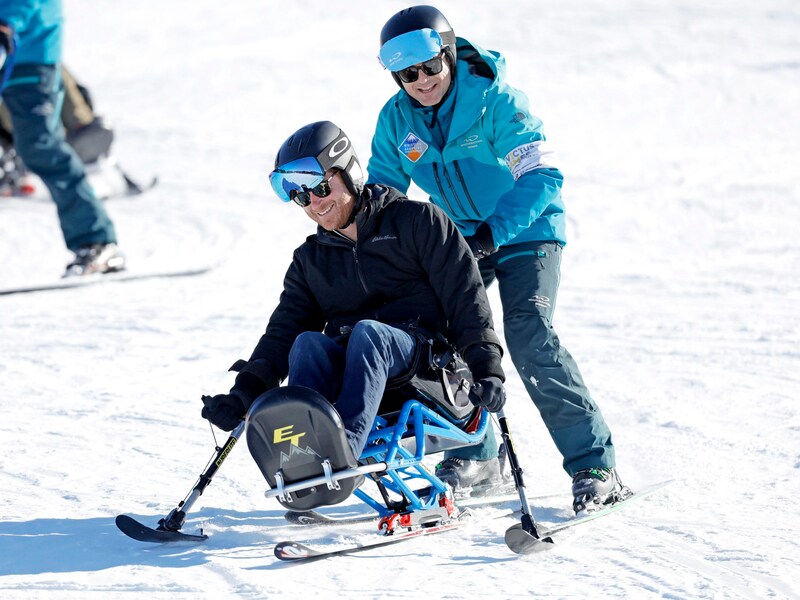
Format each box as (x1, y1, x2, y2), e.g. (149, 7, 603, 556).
(269, 157, 335, 207)
(395, 53, 445, 84)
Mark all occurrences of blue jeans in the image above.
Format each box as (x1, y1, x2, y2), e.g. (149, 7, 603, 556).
(447, 242, 615, 476)
(287, 320, 417, 458)
(2, 64, 116, 250)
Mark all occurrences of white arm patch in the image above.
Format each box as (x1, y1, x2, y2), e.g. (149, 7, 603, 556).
(504, 140, 556, 180)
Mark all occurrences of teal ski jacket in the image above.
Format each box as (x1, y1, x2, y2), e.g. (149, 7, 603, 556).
(368, 37, 565, 247)
(0, 0, 63, 65)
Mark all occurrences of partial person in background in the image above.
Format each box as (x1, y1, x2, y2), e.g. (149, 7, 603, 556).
(368, 5, 629, 514)
(1, 64, 115, 196)
(0, 0, 124, 277)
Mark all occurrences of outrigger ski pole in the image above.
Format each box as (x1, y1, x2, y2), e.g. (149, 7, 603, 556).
(115, 420, 246, 542)
(494, 409, 555, 553)
(159, 420, 247, 531)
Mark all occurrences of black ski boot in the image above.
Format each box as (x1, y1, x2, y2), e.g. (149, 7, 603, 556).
(63, 243, 126, 277)
(571, 467, 632, 514)
(435, 456, 502, 498)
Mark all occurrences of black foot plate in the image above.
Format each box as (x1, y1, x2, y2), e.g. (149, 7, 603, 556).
(504, 523, 555, 554)
(115, 514, 208, 543)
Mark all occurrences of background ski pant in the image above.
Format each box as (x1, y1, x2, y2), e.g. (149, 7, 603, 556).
(1, 64, 115, 250)
(287, 320, 416, 459)
(446, 241, 615, 476)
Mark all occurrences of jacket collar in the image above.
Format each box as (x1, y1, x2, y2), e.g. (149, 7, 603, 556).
(315, 185, 405, 243)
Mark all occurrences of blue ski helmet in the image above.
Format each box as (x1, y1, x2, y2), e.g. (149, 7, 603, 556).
(378, 5, 456, 88)
(270, 121, 364, 203)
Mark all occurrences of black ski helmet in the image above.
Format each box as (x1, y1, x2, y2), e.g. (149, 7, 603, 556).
(379, 5, 456, 88)
(272, 121, 364, 200)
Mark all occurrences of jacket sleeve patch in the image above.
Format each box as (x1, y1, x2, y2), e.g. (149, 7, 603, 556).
(504, 140, 555, 180)
(398, 132, 429, 163)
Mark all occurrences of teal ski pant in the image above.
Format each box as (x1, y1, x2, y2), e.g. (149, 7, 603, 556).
(446, 241, 615, 477)
(2, 64, 115, 250)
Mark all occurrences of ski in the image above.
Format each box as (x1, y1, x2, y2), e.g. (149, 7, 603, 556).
(283, 491, 527, 527)
(1, 159, 157, 201)
(87, 153, 157, 199)
(274, 517, 467, 563)
(115, 515, 208, 543)
(0, 265, 214, 296)
(284, 510, 377, 527)
(505, 479, 674, 554)
(116, 165, 158, 196)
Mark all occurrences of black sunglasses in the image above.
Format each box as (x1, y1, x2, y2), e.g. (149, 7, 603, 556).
(289, 172, 336, 207)
(396, 53, 445, 84)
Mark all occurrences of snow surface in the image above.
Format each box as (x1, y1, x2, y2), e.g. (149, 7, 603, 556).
(1, 0, 799, 597)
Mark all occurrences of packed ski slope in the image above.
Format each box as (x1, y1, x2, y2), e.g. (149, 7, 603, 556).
(1, 0, 798, 597)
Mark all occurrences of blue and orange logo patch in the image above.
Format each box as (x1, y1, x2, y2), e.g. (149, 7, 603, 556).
(398, 132, 428, 163)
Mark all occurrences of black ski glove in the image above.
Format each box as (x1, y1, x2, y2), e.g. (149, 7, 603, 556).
(464, 223, 496, 260)
(470, 376, 506, 413)
(463, 342, 505, 381)
(201, 391, 247, 431)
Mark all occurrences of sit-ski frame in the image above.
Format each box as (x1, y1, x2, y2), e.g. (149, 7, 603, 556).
(263, 399, 488, 515)
(150, 398, 547, 553)
(350, 399, 488, 516)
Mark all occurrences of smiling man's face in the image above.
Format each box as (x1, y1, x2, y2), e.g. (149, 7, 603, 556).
(401, 56, 452, 106)
(302, 170, 354, 231)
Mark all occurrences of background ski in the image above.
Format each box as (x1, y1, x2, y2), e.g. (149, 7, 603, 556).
(282, 487, 568, 527)
(116, 165, 158, 196)
(115, 515, 208, 543)
(0, 264, 214, 296)
(274, 518, 467, 563)
(505, 479, 674, 554)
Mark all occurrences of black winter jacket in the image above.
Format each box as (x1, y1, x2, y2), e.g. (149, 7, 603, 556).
(235, 184, 503, 400)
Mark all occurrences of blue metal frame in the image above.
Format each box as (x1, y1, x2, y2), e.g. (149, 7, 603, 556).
(353, 399, 488, 517)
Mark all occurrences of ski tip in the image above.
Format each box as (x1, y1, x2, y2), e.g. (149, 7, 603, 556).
(274, 541, 319, 561)
(115, 514, 138, 530)
(115, 514, 208, 543)
(504, 523, 555, 555)
(115, 514, 161, 542)
(114, 513, 163, 529)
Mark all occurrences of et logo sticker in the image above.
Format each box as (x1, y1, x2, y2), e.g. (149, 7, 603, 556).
(273, 425, 306, 446)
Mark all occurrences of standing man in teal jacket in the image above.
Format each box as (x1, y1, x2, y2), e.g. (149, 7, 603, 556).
(0, 0, 124, 276)
(368, 6, 629, 514)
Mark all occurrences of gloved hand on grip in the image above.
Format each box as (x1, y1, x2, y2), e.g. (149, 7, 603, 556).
(470, 376, 506, 412)
(464, 223, 497, 260)
(201, 392, 247, 431)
